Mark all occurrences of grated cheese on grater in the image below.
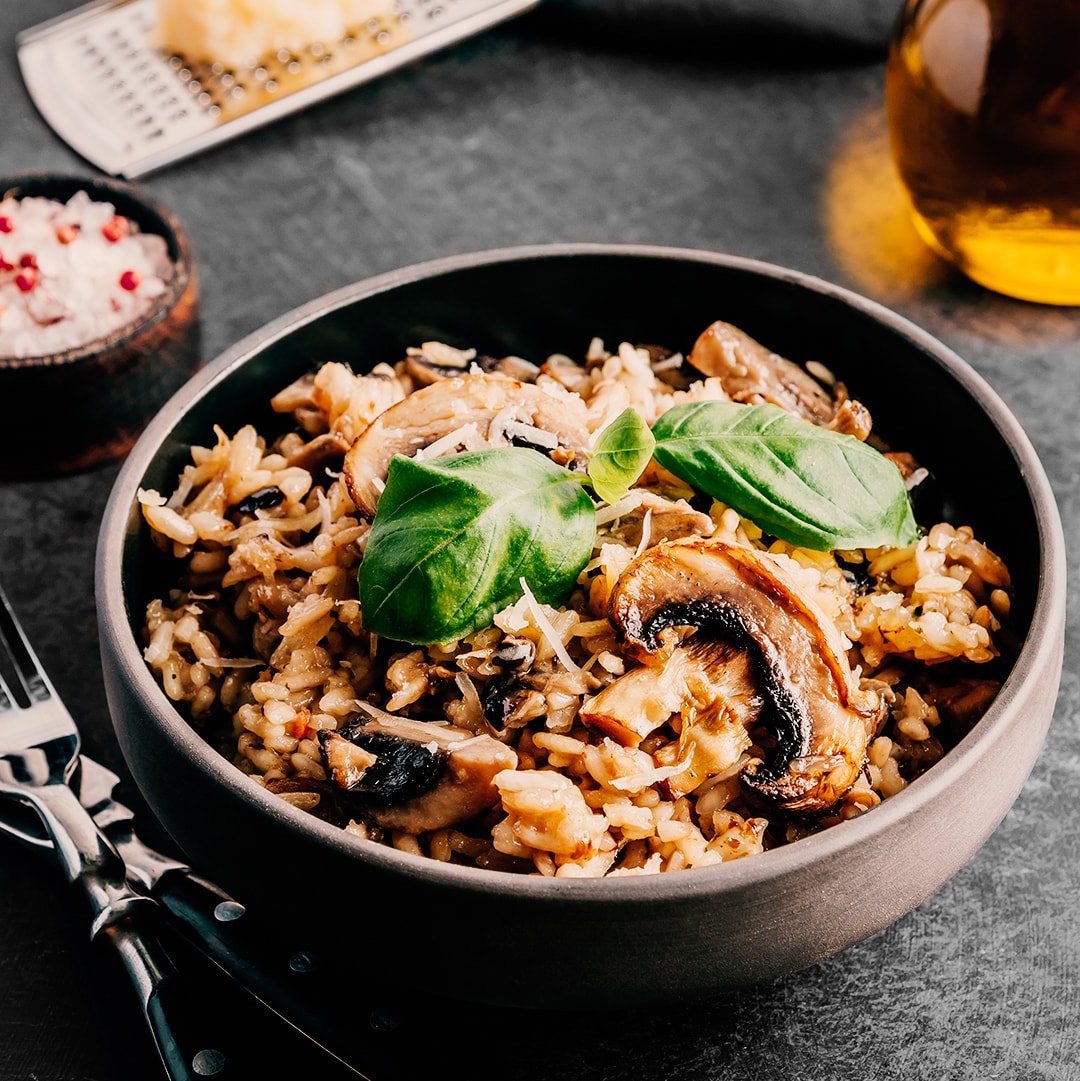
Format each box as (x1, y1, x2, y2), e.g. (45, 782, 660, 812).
(154, 0, 395, 68)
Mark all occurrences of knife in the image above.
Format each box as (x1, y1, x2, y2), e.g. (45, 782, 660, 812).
(2, 756, 415, 1076)
(73, 755, 406, 1079)
(0, 766, 378, 1080)
(5, 754, 409, 1080)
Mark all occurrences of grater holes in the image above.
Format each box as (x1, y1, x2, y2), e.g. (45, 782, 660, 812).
(19, 0, 534, 173)
(78, 0, 468, 127)
(159, 14, 408, 118)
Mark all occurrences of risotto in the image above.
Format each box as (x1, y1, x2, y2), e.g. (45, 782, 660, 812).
(138, 319, 1014, 877)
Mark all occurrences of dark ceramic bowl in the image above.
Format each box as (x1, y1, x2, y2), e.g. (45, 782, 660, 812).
(0, 173, 201, 478)
(95, 244, 1066, 1010)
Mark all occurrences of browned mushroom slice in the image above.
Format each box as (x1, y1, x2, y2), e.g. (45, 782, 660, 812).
(342, 373, 591, 517)
(636, 639, 763, 799)
(320, 731, 379, 788)
(687, 321, 873, 441)
(580, 658, 695, 747)
(269, 372, 324, 435)
(610, 491, 715, 548)
(320, 716, 518, 834)
(827, 398, 873, 440)
(580, 642, 759, 750)
(405, 346, 541, 386)
(608, 538, 884, 813)
(284, 430, 353, 473)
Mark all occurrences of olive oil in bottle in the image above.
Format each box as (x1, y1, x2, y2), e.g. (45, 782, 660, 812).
(886, 0, 1080, 304)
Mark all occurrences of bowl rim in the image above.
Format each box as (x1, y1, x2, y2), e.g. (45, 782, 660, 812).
(0, 172, 194, 369)
(97, 241, 1068, 903)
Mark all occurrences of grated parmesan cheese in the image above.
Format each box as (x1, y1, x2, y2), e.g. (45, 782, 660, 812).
(154, 0, 394, 68)
(517, 577, 582, 674)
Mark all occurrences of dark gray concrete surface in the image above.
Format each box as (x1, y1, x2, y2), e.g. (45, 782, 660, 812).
(1, 2, 1077, 1078)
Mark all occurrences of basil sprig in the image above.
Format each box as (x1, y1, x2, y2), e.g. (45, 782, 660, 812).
(357, 401, 918, 645)
(359, 448, 595, 645)
(587, 407, 656, 505)
(651, 401, 918, 551)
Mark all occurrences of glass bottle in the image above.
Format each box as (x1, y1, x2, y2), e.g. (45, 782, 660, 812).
(886, 0, 1080, 304)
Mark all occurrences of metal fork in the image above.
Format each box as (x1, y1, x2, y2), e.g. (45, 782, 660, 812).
(0, 581, 240, 1080)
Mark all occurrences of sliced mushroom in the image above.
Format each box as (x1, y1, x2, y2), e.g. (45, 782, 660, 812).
(482, 673, 547, 732)
(687, 321, 873, 441)
(343, 373, 591, 517)
(320, 731, 381, 790)
(828, 398, 873, 440)
(580, 643, 757, 749)
(654, 685, 758, 800)
(405, 344, 541, 386)
(611, 491, 715, 548)
(320, 716, 518, 834)
(269, 372, 324, 435)
(579, 664, 680, 746)
(284, 431, 353, 473)
(607, 538, 884, 813)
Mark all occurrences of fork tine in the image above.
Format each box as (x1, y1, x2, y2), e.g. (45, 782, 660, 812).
(0, 661, 13, 712)
(0, 581, 51, 707)
(0, 598, 19, 712)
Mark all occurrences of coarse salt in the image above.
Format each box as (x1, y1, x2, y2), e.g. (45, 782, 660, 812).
(0, 190, 173, 360)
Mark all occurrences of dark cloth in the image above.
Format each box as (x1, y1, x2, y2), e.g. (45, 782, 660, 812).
(528, 0, 903, 62)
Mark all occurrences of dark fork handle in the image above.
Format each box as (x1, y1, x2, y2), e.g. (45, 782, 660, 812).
(18, 782, 245, 1080)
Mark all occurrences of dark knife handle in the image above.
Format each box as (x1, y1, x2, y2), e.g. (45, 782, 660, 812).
(147, 867, 369, 1078)
(22, 783, 247, 1079)
(98, 910, 246, 1080)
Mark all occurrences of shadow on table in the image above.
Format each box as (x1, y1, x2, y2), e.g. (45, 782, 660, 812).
(522, 0, 898, 67)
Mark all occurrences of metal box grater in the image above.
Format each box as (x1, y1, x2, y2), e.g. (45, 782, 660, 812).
(17, 0, 538, 178)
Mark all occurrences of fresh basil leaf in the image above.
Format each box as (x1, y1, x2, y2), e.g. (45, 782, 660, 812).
(588, 408, 657, 505)
(651, 401, 918, 551)
(359, 448, 596, 645)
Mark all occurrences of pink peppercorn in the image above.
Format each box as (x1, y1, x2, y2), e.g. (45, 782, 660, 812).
(0, 252, 12, 271)
(0, 216, 13, 234)
(102, 215, 129, 243)
(19, 253, 37, 269)
(56, 223, 79, 244)
(15, 267, 38, 292)
(119, 269, 141, 291)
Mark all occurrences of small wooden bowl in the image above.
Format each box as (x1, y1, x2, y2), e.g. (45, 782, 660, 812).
(0, 174, 201, 478)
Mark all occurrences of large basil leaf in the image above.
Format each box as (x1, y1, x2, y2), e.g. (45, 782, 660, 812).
(359, 448, 595, 645)
(651, 401, 918, 551)
(587, 407, 657, 505)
